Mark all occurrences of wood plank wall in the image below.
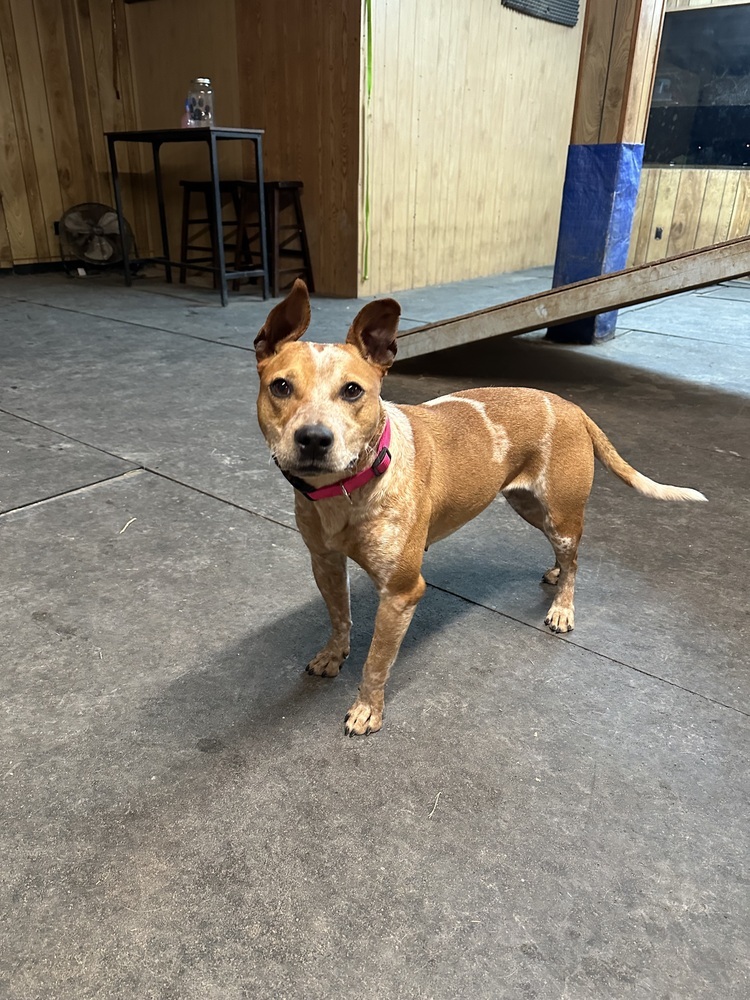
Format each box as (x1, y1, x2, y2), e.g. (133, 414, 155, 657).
(0, 0, 151, 266)
(361, 0, 586, 295)
(123, 0, 243, 270)
(1, 0, 361, 295)
(629, 168, 750, 264)
(236, 0, 361, 298)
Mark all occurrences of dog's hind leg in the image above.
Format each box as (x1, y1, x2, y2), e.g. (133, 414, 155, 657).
(541, 514, 583, 633)
(503, 489, 561, 585)
(306, 550, 352, 677)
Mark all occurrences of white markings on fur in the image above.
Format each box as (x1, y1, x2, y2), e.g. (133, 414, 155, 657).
(630, 472, 708, 503)
(282, 344, 363, 472)
(423, 394, 456, 407)
(423, 394, 508, 464)
(536, 395, 555, 497)
(549, 534, 576, 554)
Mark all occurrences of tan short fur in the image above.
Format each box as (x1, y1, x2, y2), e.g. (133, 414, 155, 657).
(255, 281, 707, 736)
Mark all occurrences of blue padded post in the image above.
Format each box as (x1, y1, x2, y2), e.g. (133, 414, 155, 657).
(547, 142, 644, 343)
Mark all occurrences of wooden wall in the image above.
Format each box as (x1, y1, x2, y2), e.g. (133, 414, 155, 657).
(0, 0, 150, 266)
(123, 0, 243, 268)
(361, 0, 587, 295)
(236, 0, 361, 297)
(0, 0, 361, 295)
(629, 168, 750, 264)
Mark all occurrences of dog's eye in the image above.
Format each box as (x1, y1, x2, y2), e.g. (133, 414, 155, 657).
(270, 378, 292, 398)
(341, 382, 364, 401)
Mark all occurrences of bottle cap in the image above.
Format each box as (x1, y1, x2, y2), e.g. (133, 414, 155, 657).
(194, 77, 212, 86)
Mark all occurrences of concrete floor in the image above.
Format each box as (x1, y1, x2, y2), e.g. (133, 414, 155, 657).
(1, 268, 749, 999)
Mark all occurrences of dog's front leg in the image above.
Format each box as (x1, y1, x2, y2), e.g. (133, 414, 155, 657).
(306, 550, 352, 677)
(345, 574, 426, 736)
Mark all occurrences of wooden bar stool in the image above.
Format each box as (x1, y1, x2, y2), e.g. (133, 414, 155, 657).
(234, 180, 314, 296)
(178, 180, 242, 286)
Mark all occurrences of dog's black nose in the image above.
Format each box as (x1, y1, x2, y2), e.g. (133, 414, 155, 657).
(294, 424, 334, 453)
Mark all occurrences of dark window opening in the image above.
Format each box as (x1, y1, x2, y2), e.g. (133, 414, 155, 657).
(644, 4, 750, 168)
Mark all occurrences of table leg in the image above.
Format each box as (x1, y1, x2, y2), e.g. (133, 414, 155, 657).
(152, 142, 172, 283)
(208, 131, 228, 306)
(107, 137, 132, 287)
(254, 137, 270, 299)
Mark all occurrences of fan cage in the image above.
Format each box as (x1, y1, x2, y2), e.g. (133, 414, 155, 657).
(59, 202, 137, 271)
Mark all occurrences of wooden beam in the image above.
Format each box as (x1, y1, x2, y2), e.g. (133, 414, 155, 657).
(571, 0, 664, 146)
(395, 235, 750, 360)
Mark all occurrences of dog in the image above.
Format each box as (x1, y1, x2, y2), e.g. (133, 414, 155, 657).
(255, 280, 707, 736)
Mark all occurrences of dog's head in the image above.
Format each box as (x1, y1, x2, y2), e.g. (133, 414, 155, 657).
(254, 280, 400, 478)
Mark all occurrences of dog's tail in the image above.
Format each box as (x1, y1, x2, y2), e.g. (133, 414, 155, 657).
(583, 414, 708, 502)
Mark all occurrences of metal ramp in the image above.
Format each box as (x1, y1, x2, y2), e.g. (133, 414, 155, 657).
(395, 235, 750, 360)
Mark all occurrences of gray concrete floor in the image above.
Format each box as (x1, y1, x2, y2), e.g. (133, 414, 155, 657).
(1, 268, 749, 999)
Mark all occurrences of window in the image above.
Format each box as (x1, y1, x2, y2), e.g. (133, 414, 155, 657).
(644, 3, 750, 168)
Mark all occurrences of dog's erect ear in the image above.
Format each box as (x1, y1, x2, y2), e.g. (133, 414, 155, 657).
(254, 279, 311, 363)
(345, 298, 401, 370)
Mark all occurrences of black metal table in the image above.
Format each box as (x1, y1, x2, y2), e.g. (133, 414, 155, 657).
(106, 127, 269, 305)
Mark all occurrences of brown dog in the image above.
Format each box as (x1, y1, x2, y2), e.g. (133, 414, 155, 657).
(255, 280, 707, 736)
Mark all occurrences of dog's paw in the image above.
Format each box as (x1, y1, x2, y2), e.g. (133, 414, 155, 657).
(544, 605, 574, 633)
(344, 699, 382, 737)
(542, 565, 561, 585)
(306, 643, 349, 678)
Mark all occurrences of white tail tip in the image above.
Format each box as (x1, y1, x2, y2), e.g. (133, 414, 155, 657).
(631, 472, 708, 502)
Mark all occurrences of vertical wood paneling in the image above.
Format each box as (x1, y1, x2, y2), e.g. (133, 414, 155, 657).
(33, 0, 90, 213)
(628, 166, 659, 264)
(728, 172, 750, 239)
(0, 0, 155, 265)
(0, 198, 13, 265)
(694, 170, 727, 245)
(0, 0, 51, 259)
(645, 167, 680, 261)
(236, 0, 360, 296)
(666, 169, 708, 256)
(121, 0, 244, 262)
(9, 0, 66, 241)
(0, 12, 38, 262)
(363, 0, 586, 295)
(714, 172, 740, 243)
(630, 167, 750, 264)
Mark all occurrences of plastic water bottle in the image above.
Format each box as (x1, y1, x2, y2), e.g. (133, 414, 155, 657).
(184, 78, 214, 127)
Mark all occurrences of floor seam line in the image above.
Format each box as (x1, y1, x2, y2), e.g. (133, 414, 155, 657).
(0, 407, 147, 465)
(424, 581, 749, 719)
(0, 407, 297, 529)
(2, 295, 258, 353)
(620, 326, 750, 349)
(0, 469, 145, 517)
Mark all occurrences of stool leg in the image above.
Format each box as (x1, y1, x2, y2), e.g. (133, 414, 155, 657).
(293, 187, 314, 293)
(204, 190, 219, 291)
(270, 185, 281, 298)
(179, 186, 191, 284)
(232, 187, 248, 292)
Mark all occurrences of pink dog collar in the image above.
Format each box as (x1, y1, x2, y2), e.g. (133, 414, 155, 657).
(281, 417, 392, 501)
